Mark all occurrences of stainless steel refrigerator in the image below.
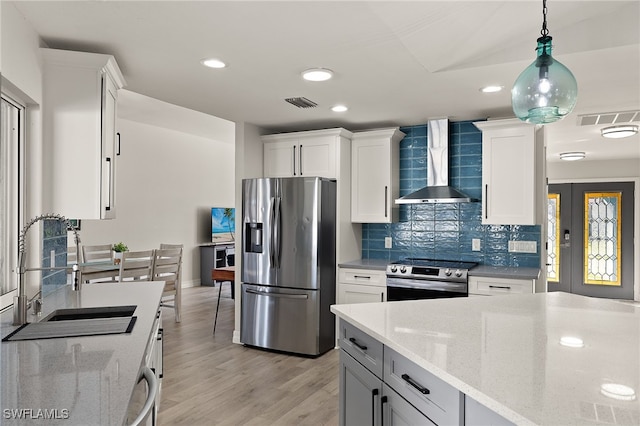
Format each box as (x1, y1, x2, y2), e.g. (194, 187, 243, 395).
(240, 177, 336, 356)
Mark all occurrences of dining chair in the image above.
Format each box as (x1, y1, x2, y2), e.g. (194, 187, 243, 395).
(152, 246, 183, 322)
(80, 244, 119, 283)
(81, 244, 113, 263)
(119, 250, 154, 282)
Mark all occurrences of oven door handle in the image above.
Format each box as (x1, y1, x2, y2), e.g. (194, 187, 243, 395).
(386, 277, 467, 294)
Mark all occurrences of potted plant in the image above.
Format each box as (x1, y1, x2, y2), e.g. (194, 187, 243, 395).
(112, 242, 128, 264)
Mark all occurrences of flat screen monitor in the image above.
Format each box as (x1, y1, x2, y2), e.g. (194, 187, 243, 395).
(211, 207, 235, 243)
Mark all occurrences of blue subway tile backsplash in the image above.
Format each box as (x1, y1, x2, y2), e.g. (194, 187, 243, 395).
(361, 120, 541, 268)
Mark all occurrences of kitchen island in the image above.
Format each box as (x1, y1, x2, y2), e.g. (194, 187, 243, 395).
(331, 292, 640, 425)
(0, 281, 164, 425)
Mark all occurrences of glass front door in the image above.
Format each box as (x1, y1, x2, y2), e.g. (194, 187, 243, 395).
(547, 182, 635, 299)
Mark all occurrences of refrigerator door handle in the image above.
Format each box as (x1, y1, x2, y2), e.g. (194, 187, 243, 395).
(245, 289, 309, 299)
(274, 196, 282, 268)
(269, 196, 276, 268)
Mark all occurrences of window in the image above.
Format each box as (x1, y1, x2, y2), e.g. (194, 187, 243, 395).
(1, 94, 25, 310)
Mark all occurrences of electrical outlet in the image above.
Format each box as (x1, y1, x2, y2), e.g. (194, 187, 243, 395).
(384, 237, 393, 249)
(472, 239, 481, 251)
(508, 241, 537, 253)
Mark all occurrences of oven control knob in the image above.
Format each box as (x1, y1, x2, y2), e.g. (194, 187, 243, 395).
(400, 265, 407, 273)
(444, 268, 452, 276)
(455, 269, 463, 277)
(390, 265, 397, 273)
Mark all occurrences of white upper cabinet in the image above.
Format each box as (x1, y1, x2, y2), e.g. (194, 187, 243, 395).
(41, 48, 126, 220)
(262, 128, 352, 178)
(474, 119, 546, 225)
(351, 128, 405, 223)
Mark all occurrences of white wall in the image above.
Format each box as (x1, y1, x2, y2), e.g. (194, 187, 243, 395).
(79, 117, 235, 286)
(2, 2, 45, 298)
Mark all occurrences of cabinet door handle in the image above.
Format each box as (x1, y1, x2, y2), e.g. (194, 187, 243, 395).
(116, 132, 121, 156)
(354, 275, 371, 280)
(384, 185, 388, 218)
(401, 373, 430, 394)
(105, 157, 112, 211)
(299, 144, 303, 175)
(484, 184, 488, 219)
(292, 145, 297, 176)
(371, 388, 379, 424)
(489, 285, 511, 290)
(349, 337, 367, 351)
(381, 395, 388, 426)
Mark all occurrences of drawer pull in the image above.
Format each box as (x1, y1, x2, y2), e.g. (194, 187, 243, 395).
(489, 285, 511, 290)
(401, 373, 430, 395)
(354, 275, 371, 280)
(349, 337, 367, 351)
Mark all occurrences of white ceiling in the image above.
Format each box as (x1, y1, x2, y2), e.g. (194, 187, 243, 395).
(9, 0, 640, 162)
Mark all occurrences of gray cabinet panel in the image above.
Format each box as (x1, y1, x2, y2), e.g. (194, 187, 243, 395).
(382, 384, 435, 426)
(339, 350, 382, 426)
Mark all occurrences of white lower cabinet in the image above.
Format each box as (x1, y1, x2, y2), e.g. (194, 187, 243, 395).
(468, 276, 535, 296)
(338, 268, 386, 304)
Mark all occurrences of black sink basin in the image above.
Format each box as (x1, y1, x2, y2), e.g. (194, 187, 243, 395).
(42, 305, 137, 322)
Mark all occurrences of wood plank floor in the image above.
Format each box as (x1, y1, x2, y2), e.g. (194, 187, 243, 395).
(158, 285, 339, 425)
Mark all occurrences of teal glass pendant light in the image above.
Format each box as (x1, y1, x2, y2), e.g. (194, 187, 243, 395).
(512, 0, 578, 124)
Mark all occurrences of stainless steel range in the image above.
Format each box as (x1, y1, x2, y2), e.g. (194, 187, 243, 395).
(386, 258, 477, 301)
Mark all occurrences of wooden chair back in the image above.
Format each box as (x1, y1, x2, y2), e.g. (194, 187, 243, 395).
(82, 244, 113, 263)
(119, 250, 154, 281)
(154, 245, 183, 322)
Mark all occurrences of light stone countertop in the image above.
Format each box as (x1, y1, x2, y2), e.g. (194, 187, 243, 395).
(0, 281, 164, 425)
(338, 258, 389, 271)
(468, 265, 541, 280)
(331, 292, 640, 425)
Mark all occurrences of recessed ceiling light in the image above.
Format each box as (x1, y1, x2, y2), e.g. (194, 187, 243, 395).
(302, 68, 333, 82)
(559, 152, 585, 161)
(201, 58, 226, 69)
(331, 105, 348, 113)
(559, 336, 584, 348)
(480, 85, 503, 93)
(601, 124, 639, 139)
(601, 383, 636, 401)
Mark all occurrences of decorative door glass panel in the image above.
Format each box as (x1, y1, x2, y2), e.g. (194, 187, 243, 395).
(584, 192, 621, 286)
(547, 193, 560, 282)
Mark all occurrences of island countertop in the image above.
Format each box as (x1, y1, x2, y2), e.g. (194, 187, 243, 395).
(0, 281, 164, 425)
(331, 292, 640, 425)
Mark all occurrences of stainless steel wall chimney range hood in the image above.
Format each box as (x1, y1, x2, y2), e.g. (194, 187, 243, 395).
(395, 118, 476, 204)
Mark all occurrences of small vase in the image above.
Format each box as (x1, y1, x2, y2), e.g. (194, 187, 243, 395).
(113, 251, 123, 265)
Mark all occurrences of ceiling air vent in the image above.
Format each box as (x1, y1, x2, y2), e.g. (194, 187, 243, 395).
(578, 110, 640, 126)
(285, 97, 318, 109)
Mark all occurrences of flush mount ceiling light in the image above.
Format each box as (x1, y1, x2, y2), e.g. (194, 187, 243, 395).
(480, 85, 503, 93)
(331, 105, 348, 112)
(600, 383, 637, 401)
(200, 58, 226, 69)
(302, 68, 333, 82)
(559, 152, 585, 161)
(559, 336, 584, 347)
(601, 124, 639, 139)
(512, 0, 578, 124)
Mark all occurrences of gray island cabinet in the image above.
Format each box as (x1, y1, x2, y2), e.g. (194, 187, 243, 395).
(332, 292, 640, 425)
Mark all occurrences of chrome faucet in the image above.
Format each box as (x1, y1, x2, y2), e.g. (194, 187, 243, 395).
(13, 213, 81, 325)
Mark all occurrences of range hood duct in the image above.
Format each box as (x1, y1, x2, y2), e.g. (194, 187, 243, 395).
(395, 118, 476, 204)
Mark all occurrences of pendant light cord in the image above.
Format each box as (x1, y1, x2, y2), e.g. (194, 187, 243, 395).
(540, 0, 549, 37)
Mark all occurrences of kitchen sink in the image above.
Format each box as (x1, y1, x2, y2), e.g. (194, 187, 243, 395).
(42, 305, 137, 322)
(2, 306, 137, 342)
